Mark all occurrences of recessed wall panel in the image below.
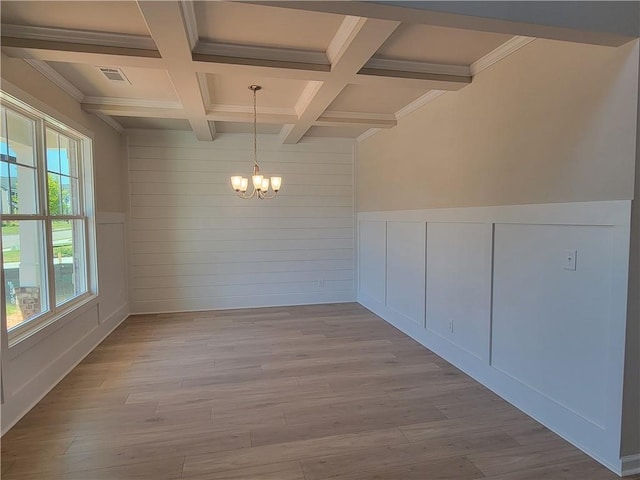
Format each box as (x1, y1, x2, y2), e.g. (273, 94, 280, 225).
(358, 221, 386, 305)
(426, 222, 492, 359)
(492, 223, 612, 427)
(386, 221, 425, 325)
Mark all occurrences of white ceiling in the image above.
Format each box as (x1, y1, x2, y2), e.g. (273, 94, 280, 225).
(1, 1, 532, 141)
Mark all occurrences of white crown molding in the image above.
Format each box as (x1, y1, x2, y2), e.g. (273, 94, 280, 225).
(357, 128, 381, 143)
(395, 90, 446, 120)
(194, 41, 328, 66)
(24, 59, 85, 102)
(365, 58, 470, 77)
(471, 35, 535, 76)
(326, 16, 364, 64)
(94, 113, 124, 133)
(82, 96, 183, 110)
(179, 1, 199, 50)
(1, 24, 157, 51)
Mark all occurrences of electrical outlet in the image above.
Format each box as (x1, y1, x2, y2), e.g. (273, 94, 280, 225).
(448, 320, 454, 333)
(564, 249, 577, 271)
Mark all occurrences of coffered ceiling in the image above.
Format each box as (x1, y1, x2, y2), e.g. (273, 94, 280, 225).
(1, 1, 532, 142)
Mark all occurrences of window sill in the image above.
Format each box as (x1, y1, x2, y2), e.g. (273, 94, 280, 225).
(8, 293, 98, 359)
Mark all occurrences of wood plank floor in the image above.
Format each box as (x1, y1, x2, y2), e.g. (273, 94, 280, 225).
(1, 303, 635, 479)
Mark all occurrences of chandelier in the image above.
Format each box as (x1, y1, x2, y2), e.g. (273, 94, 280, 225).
(230, 85, 282, 199)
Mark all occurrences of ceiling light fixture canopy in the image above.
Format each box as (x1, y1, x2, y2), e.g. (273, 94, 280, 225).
(230, 85, 281, 199)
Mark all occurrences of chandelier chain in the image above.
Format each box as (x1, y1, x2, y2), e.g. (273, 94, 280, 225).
(253, 86, 258, 168)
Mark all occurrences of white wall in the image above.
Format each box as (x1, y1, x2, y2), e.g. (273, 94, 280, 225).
(357, 201, 631, 475)
(126, 130, 355, 313)
(1, 60, 130, 434)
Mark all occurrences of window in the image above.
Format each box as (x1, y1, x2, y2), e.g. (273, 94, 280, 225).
(1, 93, 95, 343)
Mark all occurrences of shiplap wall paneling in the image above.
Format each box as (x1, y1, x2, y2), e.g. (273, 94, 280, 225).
(386, 221, 426, 326)
(358, 221, 386, 307)
(492, 223, 613, 428)
(127, 131, 355, 313)
(425, 222, 493, 361)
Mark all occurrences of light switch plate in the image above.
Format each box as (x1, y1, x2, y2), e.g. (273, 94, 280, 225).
(564, 249, 577, 271)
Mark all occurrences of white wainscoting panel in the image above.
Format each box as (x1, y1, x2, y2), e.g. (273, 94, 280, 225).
(127, 131, 355, 313)
(492, 223, 612, 428)
(2, 212, 130, 434)
(357, 200, 631, 475)
(386, 221, 425, 326)
(358, 221, 386, 307)
(426, 222, 492, 360)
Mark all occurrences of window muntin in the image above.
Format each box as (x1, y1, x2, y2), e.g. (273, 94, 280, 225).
(1, 95, 94, 341)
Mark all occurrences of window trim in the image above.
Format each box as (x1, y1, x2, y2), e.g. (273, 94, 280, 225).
(1, 91, 97, 347)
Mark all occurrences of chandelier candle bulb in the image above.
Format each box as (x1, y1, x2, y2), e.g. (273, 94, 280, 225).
(230, 85, 282, 200)
(231, 176, 243, 191)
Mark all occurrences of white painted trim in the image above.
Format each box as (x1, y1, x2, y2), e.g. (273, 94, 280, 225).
(194, 41, 328, 66)
(1, 24, 156, 51)
(471, 35, 536, 76)
(357, 128, 381, 143)
(365, 57, 470, 77)
(358, 201, 631, 226)
(622, 454, 640, 476)
(395, 90, 447, 120)
(131, 295, 355, 316)
(326, 16, 364, 65)
(82, 96, 183, 110)
(24, 59, 84, 102)
(0, 304, 129, 436)
(179, 0, 199, 51)
(94, 113, 123, 133)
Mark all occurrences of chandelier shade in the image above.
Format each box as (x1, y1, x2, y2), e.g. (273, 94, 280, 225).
(230, 85, 282, 200)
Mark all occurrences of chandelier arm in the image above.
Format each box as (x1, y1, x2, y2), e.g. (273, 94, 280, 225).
(259, 190, 278, 200)
(236, 185, 258, 199)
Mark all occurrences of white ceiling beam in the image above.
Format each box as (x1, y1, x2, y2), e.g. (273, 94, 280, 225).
(1, 24, 157, 50)
(280, 16, 401, 144)
(1, 41, 164, 69)
(252, 1, 636, 46)
(136, 0, 214, 141)
(82, 99, 185, 118)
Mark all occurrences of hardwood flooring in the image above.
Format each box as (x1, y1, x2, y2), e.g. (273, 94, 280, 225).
(1, 303, 635, 479)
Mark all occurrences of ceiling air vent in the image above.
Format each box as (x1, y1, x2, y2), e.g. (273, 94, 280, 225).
(98, 67, 131, 84)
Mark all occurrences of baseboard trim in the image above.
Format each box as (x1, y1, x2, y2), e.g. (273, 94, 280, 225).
(1, 303, 130, 436)
(622, 454, 640, 476)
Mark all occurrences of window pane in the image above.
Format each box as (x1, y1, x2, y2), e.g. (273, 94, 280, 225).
(2, 220, 49, 330)
(46, 128, 61, 174)
(47, 129, 80, 215)
(6, 109, 36, 167)
(52, 219, 87, 305)
(1, 109, 38, 214)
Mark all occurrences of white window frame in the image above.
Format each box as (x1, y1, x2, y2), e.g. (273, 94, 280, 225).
(1, 91, 97, 346)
